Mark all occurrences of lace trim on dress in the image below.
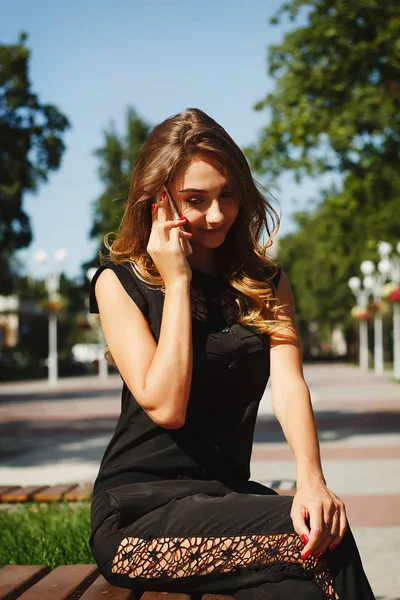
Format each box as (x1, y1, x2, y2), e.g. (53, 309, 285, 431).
(190, 286, 238, 325)
(220, 289, 239, 324)
(111, 533, 339, 599)
(190, 287, 208, 322)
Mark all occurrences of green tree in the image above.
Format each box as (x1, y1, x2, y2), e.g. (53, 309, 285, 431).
(0, 33, 70, 293)
(278, 168, 400, 327)
(88, 107, 151, 265)
(248, 0, 400, 179)
(246, 1, 400, 336)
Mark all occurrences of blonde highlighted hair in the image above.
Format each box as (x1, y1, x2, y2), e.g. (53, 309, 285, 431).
(103, 108, 285, 335)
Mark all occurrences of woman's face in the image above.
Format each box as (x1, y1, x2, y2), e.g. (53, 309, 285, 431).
(168, 157, 240, 252)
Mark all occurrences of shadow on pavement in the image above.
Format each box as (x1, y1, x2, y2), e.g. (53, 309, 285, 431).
(0, 408, 399, 468)
(0, 387, 121, 404)
(254, 409, 400, 444)
(0, 418, 116, 466)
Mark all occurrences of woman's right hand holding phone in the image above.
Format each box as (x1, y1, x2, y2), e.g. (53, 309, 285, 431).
(147, 190, 193, 287)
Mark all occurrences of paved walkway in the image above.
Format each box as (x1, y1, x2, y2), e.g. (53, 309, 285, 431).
(0, 364, 399, 599)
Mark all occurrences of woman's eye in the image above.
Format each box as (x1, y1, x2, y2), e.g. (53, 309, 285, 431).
(186, 197, 204, 205)
(185, 191, 235, 205)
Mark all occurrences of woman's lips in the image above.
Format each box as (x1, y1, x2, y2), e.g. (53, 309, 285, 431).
(200, 226, 225, 233)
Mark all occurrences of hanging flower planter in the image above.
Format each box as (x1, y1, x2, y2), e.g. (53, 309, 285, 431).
(351, 305, 370, 321)
(40, 295, 65, 314)
(367, 300, 390, 316)
(381, 283, 400, 303)
(390, 289, 400, 302)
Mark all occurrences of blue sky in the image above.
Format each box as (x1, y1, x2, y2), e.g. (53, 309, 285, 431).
(3, 0, 336, 280)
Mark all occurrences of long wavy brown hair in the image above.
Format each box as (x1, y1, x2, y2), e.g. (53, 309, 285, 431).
(104, 108, 286, 335)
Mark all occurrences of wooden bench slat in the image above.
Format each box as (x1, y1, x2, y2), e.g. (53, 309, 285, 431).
(17, 564, 98, 599)
(32, 485, 76, 502)
(0, 565, 50, 600)
(202, 596, 236, 600)
(1, 487, 48, 503)
(64, 483, 93, 502)
(0, 481, 292, 503)
(0, 565, 239, 600)
(141, 594, 190, 600)
(79, 574, 134, 599)
(0, 487, 20, 500)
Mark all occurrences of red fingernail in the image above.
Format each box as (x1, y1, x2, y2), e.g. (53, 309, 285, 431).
(179, 216, 187, 222)
(301, 550, 312, 559)
(151, 203, 156, 211)
(160, 191, 167, 202)
(314, 552, 322, 559)
(330, 544, 338, 551)
(301, 534, 309, 545)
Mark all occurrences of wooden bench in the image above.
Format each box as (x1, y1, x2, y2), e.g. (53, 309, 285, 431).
(0, 484, 93, 503)
(0, 482, 295, 504)
(0, 564, 235, 600)
(0, 483, 296, 599)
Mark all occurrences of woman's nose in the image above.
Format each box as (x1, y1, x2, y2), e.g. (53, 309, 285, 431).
(206, 200, 224, 225)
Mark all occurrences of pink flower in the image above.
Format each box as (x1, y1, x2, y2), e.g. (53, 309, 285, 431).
(389, 287, 400, 302)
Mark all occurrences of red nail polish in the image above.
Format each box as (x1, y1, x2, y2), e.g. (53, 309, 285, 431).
(330, 544, 338, 551)
(301, 550, 312, 560)
(151, 203, 156, 211)
(314, 552, 322, 559)
(301, 534, 309, 545)
(179, 216, 187, 222)
(160, 191, 167, 202)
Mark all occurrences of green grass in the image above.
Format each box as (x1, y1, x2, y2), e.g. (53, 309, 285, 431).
(0, 502, 93, 568)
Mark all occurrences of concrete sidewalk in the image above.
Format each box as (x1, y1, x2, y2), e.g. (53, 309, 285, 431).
(0, 364, 399, 599)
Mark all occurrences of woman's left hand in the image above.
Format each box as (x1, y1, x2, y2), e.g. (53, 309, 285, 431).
(291, 477, 347, 559)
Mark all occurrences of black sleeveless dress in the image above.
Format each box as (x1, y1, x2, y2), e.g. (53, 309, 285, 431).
(89, 262, 375, 600)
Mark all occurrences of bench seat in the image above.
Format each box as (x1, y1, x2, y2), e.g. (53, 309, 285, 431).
(0, 564, 236, 600)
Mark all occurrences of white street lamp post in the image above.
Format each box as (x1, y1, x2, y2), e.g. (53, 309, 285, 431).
(86, 268, 108, 380)
(348, 276, 370, 371)
(360, 260, 384, 375)
(395, 305, 400, 380)
(34, 249, 68, 387)
(374, 301, 384, 375)
(378, 241, 400, 380)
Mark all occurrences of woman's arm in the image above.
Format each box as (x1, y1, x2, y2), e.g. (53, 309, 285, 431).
(95, 195, 194, 430)
(269, 271, 347, 558)
(96, 271, 192, 429)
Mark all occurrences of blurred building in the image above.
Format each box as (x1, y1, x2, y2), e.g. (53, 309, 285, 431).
(0, 295, 41, 350)
(0, 295, 19, 348)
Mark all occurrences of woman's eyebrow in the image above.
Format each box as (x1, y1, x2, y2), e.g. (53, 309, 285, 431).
(178, 188, 208, 194)
(179, 185, 229, 193)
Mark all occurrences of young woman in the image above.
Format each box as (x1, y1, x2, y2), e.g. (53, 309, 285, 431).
(89, 108, 375, 599)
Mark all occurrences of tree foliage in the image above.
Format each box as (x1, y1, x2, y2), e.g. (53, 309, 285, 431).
(247, 1, 400, 333)
(248, 0, 400, 179)
(278, 168, 400, 326)
(88, 107, 151, 264)
(0, 33, 70, 292)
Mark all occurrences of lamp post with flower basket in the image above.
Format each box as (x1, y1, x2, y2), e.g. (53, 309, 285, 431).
(348, 275, 370, 371)
(377, 241, 400, 381)
(357, 260, 388, 375)
(34, 249, 68, 386)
